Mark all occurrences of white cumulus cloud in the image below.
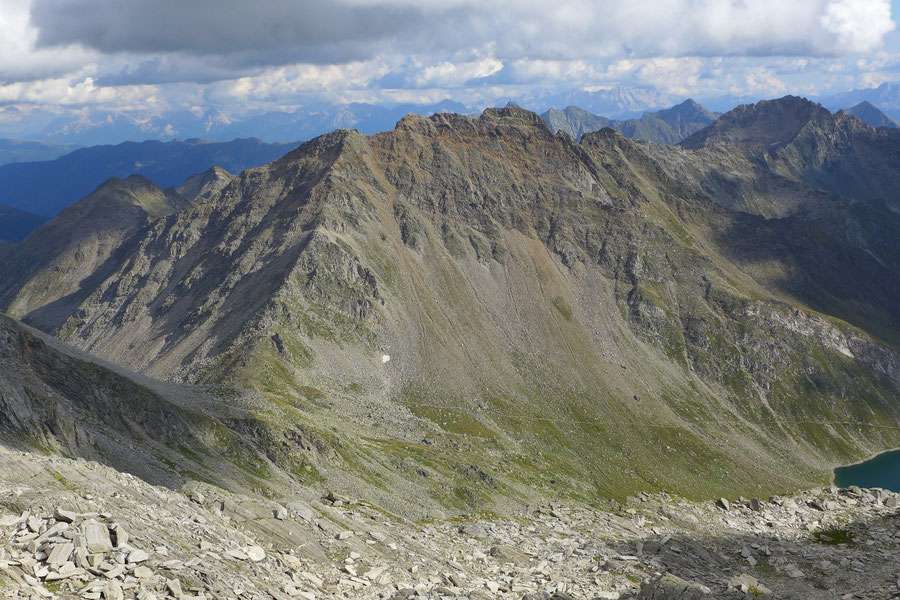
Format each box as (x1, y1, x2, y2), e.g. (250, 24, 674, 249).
(821, 0, 895, 53)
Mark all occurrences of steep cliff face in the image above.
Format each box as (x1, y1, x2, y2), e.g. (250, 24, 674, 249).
(1, 100, 899, 509)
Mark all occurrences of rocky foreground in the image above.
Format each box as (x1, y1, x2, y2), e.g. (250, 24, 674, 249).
(0, 447, 898, 600)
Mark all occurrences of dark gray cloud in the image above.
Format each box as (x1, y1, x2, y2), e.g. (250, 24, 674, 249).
(29, 0, 898, 81)
(31, 0, 433, 62)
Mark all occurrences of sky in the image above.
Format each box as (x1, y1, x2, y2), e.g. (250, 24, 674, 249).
(1, 0, 899, 133)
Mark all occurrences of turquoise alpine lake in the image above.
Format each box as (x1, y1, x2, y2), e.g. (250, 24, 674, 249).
(834, 449, 900, 492)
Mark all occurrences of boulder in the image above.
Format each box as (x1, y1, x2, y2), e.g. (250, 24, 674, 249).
(638, 573, 711, 599)
(82, 520, 112, 554)
(245, 545, 266, 562)
(729, 573, 773, 597)
(488, 545, 532, 566)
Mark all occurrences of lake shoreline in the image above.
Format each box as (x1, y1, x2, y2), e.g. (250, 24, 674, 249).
(831, 446, 900, 488)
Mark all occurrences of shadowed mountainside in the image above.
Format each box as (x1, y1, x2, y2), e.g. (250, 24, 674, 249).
(0, 175, 192, 331)
(0, 313, 299, 495)
(0, 205, 49, 242)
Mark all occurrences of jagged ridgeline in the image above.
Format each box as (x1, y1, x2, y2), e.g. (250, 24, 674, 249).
(1, 97, 900, 515)
(542, 98, 721, 142)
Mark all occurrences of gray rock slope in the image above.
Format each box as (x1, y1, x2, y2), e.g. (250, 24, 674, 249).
(0, 445, 898, 599)
(0, 313, 298, 495)
(1, 98, 899, 515)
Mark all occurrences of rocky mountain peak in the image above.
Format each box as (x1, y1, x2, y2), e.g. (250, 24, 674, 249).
(481, 104, 551, 130)
(658, 98, 720, 123)
(386, 106, 556, 152)
(175, 165, 235, 205)
(841, 100, 900, 129)
(62, 173, 190, 220)
(680, 95, 833, 149)
(95, 173, 157, 195)
(275, 127, 366, 167)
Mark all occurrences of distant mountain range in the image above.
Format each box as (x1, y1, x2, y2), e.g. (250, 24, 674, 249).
(0, 137, 296, 217)
(28, 93, 679, 148)
(5, 82, 900, 147)
(0, 139, 80, 166)
(36, 100, 475, 146)
(820, 82, 900, 120)
(9, 87, 673, 146)
(535, 85, 674, 118)
(542, 99, 720, 143)
(840, 101, 899, 129)
(0, 205, 49, 243)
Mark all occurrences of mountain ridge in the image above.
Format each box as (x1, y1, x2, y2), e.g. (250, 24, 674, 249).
(0, 175, 194, 334)
(678, 96, 900, 216)
(680, 95, 832, 149)
(1, 98, 899, 509)
(542, 99, 719, 143)
(0, 138, 79, 165)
